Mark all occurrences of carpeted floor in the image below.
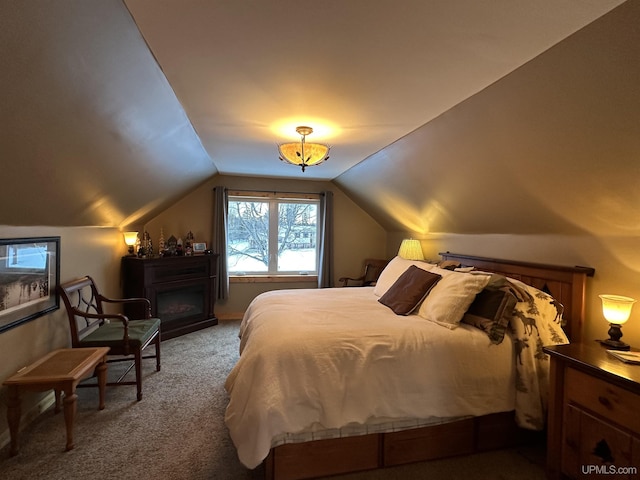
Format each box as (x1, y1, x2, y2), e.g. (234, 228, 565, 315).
(0, 320, 547, 480)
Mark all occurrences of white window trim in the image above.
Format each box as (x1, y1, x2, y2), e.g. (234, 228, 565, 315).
(227, 190, 321, 277)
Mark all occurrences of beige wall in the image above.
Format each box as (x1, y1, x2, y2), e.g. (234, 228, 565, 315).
(144, 174, 388, 317)
(0, 225, 128, 448)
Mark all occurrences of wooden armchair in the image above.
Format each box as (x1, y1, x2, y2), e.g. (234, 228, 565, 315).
(338, 258, 389, 287)
(58, 276, 161, 401)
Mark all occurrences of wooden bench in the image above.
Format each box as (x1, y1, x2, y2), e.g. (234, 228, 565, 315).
(3, 347, 110, 455)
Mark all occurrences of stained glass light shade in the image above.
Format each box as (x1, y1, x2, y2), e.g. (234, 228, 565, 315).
(278, 126, 330, 172)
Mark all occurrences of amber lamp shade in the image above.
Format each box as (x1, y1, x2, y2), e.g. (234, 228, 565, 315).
(599, 294, 635, 351)
(123, 231, 139, 256)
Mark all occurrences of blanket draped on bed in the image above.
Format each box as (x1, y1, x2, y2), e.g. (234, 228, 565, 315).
(504, 277, 568, 430)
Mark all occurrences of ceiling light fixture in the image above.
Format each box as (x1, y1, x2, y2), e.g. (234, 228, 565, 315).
(278, 126, 330, 173)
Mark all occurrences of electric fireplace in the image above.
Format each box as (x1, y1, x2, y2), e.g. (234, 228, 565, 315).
(121, 255, 218, 340)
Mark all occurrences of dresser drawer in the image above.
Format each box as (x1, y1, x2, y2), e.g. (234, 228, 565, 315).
(565, 367, 640, 434)
(562, 404, 633, 477)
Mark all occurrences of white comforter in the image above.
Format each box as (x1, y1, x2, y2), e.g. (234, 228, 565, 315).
(224, 287, 516, 469)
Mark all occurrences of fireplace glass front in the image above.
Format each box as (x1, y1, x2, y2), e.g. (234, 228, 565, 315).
(156, 283, 206, 325)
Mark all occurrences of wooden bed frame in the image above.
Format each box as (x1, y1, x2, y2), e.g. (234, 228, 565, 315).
(263, 253, 595, 480)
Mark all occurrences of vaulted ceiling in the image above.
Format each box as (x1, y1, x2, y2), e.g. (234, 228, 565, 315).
(124, 0, 625, 180)
(1, 0, 635, 232)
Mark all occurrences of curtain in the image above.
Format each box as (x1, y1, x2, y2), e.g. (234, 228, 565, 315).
(212, 186, 229, 300)
(317, 191, 334, 288)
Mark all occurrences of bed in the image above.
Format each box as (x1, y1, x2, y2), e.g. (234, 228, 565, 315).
(224, 252, 595, 480)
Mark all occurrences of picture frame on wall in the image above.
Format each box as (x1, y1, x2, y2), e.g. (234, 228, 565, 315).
(0, 236, 60, 333)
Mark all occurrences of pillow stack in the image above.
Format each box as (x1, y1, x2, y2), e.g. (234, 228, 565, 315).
(417, 266, 490, 329)
(376, 256, 492, 330)
(461, 282, 518, 344)
(374, 256, 565, 346)
(378, 266, 442, 315)
(374, 256, 436, 296)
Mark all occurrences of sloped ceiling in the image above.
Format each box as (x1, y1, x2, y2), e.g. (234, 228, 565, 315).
(124, 0, 624, 180)
(1, 0, 633, 231)
(335, 0, 640, 235)
(1, 0, 217, 228)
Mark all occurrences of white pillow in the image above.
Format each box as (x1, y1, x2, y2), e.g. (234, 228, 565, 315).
(417, 267, 491, 329)
(373, 256, 436, 297)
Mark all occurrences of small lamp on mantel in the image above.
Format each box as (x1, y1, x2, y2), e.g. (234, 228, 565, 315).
(123, 231, 139, 256)
(398, 239, 424, 261)
(598, 294, 636, 351)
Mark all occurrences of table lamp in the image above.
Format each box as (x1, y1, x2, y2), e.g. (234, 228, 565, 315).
(123, 231, 139, 256)
(598, 294, 635, 351)
(398, 239, 424, 261)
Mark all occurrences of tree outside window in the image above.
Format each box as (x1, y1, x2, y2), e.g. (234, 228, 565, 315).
(228, 196, 318, 274)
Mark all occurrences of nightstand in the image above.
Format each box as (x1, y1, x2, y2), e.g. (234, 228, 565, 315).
(544, 343, 640, 479)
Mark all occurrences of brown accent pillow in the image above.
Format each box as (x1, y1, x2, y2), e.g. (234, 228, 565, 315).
(462, 288, 517, 344)
(378, 266, 442, 315)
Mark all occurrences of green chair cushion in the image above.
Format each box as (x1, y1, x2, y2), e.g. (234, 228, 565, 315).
(79, 318, 161, 348)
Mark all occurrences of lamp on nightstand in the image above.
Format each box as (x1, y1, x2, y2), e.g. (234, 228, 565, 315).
(598, 294, 635, 351)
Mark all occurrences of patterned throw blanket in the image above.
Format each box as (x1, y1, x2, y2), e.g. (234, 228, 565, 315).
(502, 277, 568, 430)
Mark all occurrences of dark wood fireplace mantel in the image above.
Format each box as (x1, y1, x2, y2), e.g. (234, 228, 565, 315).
(121, 254, 219, 340)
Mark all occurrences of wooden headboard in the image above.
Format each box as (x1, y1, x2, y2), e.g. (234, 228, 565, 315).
(439, 252, 595, 343)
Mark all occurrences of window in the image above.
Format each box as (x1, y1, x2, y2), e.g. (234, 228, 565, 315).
(227, 192, 319, 275)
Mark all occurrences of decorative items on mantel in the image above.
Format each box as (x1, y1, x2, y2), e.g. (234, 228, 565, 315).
(123, 230, 209, 259)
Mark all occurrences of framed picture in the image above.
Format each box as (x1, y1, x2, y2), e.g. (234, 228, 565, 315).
(0, 237, 60, 334)
(193, 242, 207, 254)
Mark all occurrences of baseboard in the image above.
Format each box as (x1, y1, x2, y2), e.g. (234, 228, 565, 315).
(0, 391, 56, 451)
